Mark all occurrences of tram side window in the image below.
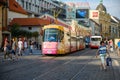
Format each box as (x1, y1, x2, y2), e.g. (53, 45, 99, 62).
(58, 31, 64, 42)
(72, 37, 77, 41)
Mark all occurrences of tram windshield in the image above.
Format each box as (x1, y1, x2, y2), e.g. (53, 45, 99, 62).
(43, 28, 64, 42)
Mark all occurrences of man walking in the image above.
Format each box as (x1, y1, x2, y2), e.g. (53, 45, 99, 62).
(18, 38, 23, 56)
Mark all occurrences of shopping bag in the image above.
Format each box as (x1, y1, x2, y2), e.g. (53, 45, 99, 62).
(106, 57, 112, 66)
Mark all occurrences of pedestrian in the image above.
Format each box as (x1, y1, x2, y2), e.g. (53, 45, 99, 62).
(29, 40, 33, 54)
(23, 39, 28, 54)
(96, 41, 110, 71)
(4, 40, 12, 60)
(117, 40, 120, 56)
(109, 39, 114, 53)
(11, 38, 18, 60)
(104, 39, 109, 49)
(3, 40, 8, 59)
(18, 38, 23, 56)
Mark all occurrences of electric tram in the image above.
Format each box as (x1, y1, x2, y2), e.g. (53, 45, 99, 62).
(42, 24, 85, 55)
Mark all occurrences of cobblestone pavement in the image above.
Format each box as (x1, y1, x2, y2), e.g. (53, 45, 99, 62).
(0, 48, 120, 80)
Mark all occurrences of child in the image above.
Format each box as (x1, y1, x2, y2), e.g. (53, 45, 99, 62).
(96, 41, 110, 71)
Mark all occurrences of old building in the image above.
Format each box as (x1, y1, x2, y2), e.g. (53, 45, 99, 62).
(96, 1, 111, 39)
(0, 0, 8, 48)
(0, 0, 28, 48)
(110, 16, 119, 39)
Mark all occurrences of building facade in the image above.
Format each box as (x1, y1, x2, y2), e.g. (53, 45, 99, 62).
(0, 0, 8, 48)
(96, 1, 119, 39)
(96, 1, 111, 39)
(110, 16, 119, 39)
(0, 0, 28, 48)
(15, 0, 66, 19)
(8, 0, 28, 23)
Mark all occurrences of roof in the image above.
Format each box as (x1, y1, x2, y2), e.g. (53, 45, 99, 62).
(9, 18, 50, 26)
(9, 0, 27, 14)
(111, 16, 119, 23)
(96, 3, 107, 12)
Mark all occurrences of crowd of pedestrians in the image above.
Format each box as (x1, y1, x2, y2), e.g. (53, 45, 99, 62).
(1, 38, 40, 61)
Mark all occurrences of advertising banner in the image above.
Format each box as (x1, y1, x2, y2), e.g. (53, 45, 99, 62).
(89, 10, 99, 19)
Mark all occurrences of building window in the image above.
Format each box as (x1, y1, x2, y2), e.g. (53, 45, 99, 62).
(29, 3, 31, 10)
(21, 0, 24, 8)
(26, 2, 28, 9)
(28, 27, 32, 30)
(8, 18, 12, 24)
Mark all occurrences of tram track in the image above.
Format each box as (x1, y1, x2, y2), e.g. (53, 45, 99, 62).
(1, 48, 119, 80)
(0, 48, 97, 80)
(70, 52, 95, 80)
(33, 49, 97, 80)
(0, 55, 56, 74)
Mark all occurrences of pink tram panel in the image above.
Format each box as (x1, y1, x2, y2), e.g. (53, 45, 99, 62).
(42, 42, 58, 54)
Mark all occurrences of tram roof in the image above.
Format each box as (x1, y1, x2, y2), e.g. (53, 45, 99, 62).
(43, 24, 64, 31)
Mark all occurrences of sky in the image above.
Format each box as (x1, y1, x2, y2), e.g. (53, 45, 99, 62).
(59, 0, 120, 19)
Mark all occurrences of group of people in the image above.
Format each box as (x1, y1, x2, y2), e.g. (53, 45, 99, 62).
(96, 39, 120, 71)
(3, 38, 36, 60)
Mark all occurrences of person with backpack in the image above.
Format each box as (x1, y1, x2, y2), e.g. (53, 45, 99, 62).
(96, 41, 110, 71)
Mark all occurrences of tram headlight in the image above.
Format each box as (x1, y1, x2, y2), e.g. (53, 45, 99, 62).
(43, 45, 47, 48)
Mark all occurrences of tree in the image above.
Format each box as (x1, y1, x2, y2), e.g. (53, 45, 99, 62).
(10, 23, 20, 38)
(32, 31, 39, 40)
(11, 24, 39, 39)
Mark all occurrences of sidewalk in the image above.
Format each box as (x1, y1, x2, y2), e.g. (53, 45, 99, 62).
(0, 49, 41, 61)
(100, 49, 120, 80)
(110, 49, 120, 78)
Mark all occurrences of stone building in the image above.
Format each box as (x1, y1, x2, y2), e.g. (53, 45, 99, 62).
(96, 0, 111, 39)
(110, 16, 119, 39)
(96, 0, 119, 39)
